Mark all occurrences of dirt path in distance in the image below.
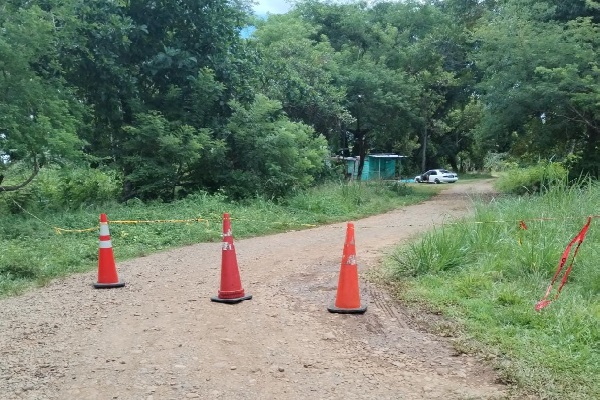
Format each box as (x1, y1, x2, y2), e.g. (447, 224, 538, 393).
(0, 180, 511, 400)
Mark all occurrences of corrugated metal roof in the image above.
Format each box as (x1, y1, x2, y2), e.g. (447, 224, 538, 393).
(334, 154, 405, 160)
(368, 154, 406, 158)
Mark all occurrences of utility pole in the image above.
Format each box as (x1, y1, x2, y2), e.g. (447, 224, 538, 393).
(420, 93, 428, 172)
(355, 95, 367, 181)
(421, 123, 427, 172)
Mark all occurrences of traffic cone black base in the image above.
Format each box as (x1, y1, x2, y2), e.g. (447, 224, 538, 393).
(211, 294, 252, 304)
(93, 282, 126, 289)
(327, 301, 367, 314)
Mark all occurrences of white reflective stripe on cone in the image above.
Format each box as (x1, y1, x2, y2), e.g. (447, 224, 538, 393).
(99, 240, 112, 249)
(100, 223, 110, 236)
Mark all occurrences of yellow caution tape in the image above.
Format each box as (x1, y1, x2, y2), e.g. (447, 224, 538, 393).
(54, 226, 98, 234)
(10, 199, 600, 235)
(110, 218, 211, 225)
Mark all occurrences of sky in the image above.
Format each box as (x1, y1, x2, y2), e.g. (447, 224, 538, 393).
(252, 1, 380, 16)
(253, 0, 294, 15)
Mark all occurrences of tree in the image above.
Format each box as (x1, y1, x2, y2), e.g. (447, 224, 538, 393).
(442, 98, 484, 171)
(472, 0, 600, 176)
(368, 1, 461, 171)
(295, 1, 428, 177)
(295, 1, 475, 175)
(56, 0, 256, 198)
(0, 4, 84, 192)
(252, 13, 350, 144)
(542, 0, 600, 22)
(119, 111, 219, 201)
(534, 17, 600, 176)
(224, 95, 329, 199)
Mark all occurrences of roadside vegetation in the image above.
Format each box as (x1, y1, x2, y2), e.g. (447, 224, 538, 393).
(0, 179, 441, 298)
(387, 167, 599, 399)
(455, 172, 494, 181)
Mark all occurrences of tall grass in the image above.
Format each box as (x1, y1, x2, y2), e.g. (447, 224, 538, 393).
(388, 180, 599, 399)
(457, 172, 495, 180)
(494, 162, 568, 195)
(0, 180, 439, 297)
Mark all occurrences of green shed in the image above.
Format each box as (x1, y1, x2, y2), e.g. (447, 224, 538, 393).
(341, 154, 405, 181)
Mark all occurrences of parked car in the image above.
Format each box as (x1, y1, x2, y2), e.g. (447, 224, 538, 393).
(414, 169, 458, 184)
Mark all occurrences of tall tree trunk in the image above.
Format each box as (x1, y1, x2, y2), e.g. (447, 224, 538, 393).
(353, 109, 369, 181)
(583, 124, 600, 177)
(449, 155, 458, 172)
(421, 124, 427, 172)
(356, 133, 368, 181)
(0, 155, 40, 192)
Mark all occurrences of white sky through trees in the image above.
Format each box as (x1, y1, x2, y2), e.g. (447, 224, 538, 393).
(254, 0, 293, 15)
(253, 1, 382, 15)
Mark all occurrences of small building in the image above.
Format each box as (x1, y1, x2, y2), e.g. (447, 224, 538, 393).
(340, 154, 405, 181)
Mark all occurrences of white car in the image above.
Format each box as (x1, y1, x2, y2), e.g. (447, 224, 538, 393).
(414, 169, 458, 184)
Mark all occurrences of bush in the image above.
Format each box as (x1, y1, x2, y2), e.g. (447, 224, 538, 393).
(224, 95, 330, 199)
(390, 223, 472, 277)
(0, 166, 121, 213)
(35, 166, 121, 210)
(0, 188, 36, 214)
(495, 162, 568, 195)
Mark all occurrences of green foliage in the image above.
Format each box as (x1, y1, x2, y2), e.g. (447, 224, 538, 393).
(252, 13, 350, 140)
(388, 181, 600, 398)
(0, 165, 121, 213)
(473, 0, 600, 178)
(225, 95, 329, 199)
(391, 224, 473, 277)
(457, 172, 494, 180)
(34, 166, 121, 210)
(50, 0, 255, 200)
(0, 4, 86, 183)
(121, 111, 219, 201)
(483, 152, 519, 172)
(495, 163, 568, 195)
(286, 180, 417, 219)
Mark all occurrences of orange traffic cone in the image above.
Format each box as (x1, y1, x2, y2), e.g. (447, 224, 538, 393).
(328, 222, 367, 314)
(211, 213, 252, 304)
(94, 213, 125, 289)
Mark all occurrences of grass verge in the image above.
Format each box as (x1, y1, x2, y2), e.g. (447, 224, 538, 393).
(459, 172, 495, 180)
(386, 180, 599, 399)
(0, 180, 443, 298)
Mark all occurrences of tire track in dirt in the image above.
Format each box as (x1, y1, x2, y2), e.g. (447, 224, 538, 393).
(366, 282, 408, 329)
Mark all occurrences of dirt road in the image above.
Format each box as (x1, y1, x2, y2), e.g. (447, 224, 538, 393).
(0, 180, 510, 400)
